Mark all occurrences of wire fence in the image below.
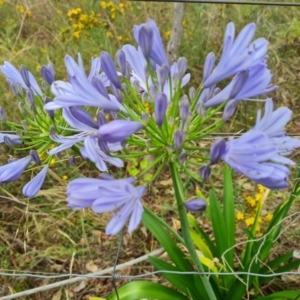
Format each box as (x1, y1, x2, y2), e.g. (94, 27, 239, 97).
(131, 0, 300, 6)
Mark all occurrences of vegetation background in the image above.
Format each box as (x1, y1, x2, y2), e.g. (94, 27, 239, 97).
(0, 0, 300, 298)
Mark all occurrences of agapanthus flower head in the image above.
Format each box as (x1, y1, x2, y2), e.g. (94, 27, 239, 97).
(67, 177, 146, 234)
(203, 22, 268, 88)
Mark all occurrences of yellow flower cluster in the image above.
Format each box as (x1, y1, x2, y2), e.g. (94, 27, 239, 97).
(100, 1, 125, 19)
(67, 7, 102, 39)
(16, 4, 32, 18)
(67, 2, 128, 40)
(236, 184, 273, 235)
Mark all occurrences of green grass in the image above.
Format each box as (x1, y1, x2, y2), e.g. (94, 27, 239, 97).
(0, 0, 300, 299)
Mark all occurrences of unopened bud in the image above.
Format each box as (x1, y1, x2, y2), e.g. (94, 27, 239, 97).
(223, 100, 238, 122)
(141, 112, 150, 124)
(177, 57, 188, 79)
(179, 150, 188, 164)
(30, 150, 41, 165)
(174, 130, 185, 152)
(189, 87, 196, 100)
(210, 138, 226, 165)
(20, 65, 31, 88)
(0, 107, 6, 123)
(184, 199, 206, 212)
(68, 156, 76, 166)
(154, 93, 168, 127)
(200, 165, 211, 181)
(10, 82, 23, 97)
(22, 120, 28, 130)
(138, 23, 153, 60)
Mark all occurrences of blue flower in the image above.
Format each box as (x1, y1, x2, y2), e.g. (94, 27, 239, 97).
(67, 177, 146, 234)
(184, 199, 207, 212)
(203, 22, 268, 88)
(253, 98, 300, 155)
(134, 18, 169, 68)
(44, 54, 120, 111)
(220, 130, 292, 189)
(0, 157, 32, 183)
(22, 165, 49, 198)
(0, 62, 42, 96)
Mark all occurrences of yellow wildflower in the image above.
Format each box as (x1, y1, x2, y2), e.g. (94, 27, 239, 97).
(17, 4, 25, 14)
(50, 158, 56, 166)
(245, 217, 255, 227)
(62, 175, 68, 180)
(182, 18, 187, 26)
(236, 211, 244, 220)
(0, 0, 4, 5)
(73, 31, 81, 39)
(100, 1, 107, 9)
(249, 116, 253, 121)
(67, 8, 82, 19)
(106, 31, 113, 39)
(264, 213, 273, 222)
(245, 196, 257, 207)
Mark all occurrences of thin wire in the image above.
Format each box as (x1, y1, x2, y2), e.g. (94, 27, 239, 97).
(130, 0, 300, 6)
(112, 230, 123, 300)
(0, 270, 298, 279)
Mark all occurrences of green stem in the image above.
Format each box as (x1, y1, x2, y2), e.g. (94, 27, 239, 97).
(169, 161, 217, 300)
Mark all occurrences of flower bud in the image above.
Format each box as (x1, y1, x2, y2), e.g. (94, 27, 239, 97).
(203, 52, 215, 83)
(92, 77, 110, 99)
(189, 87, 196, 100)
(157, 64, 169, 90)
(149, 84, 158, 100)
(10, 82, 23, 97)
(184, 199, 206, 212)
(154, 93, 168, 127)
(68, 156, 76, 166)
(179, 95, 190, 126)
(97, 111, 107, 127)
(116, 49, 126, 76)
(174, 130, 185, 152)
(141, 112, 150, 124)
(26, 88, 35, 107)
(125, 62, 131, 80)
(30, 150, 41, 165)
(22, 120, 28, 130)
(179, 150, 188, 164)
(196, 100, 206, 118)
(200, 165, 211, 181)
(20, 65, 31, 88)
(110, 84, 123, 103)
(0, 107, 6, 123)
(229, 71, 249, 100)
(223, 100, 238, 122)
(138, 23, 153, 60)
(210, 138, 226, 165)
(41, 63, 55, 85)
(177, 57, 188, 79)
(100, 51, 121, 89)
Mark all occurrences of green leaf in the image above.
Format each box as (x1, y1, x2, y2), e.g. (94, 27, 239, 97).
(187, 214, 217, 257)
(107, 281, 189, 300)
(208, 189, 227, 258)
(223, 166, 235, 268)
(142, 209, 192, 271)
(148, 256, 201, 299)
(254, 290, 300, 300)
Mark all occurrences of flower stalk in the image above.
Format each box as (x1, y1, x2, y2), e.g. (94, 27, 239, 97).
(169, 161, 217, 300)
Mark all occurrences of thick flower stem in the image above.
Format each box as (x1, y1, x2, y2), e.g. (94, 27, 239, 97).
(169, 161, 217, 300)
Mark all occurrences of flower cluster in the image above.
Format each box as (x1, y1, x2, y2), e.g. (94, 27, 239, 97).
(236, 184, 273, 235)
(0, 18, 299, 235)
